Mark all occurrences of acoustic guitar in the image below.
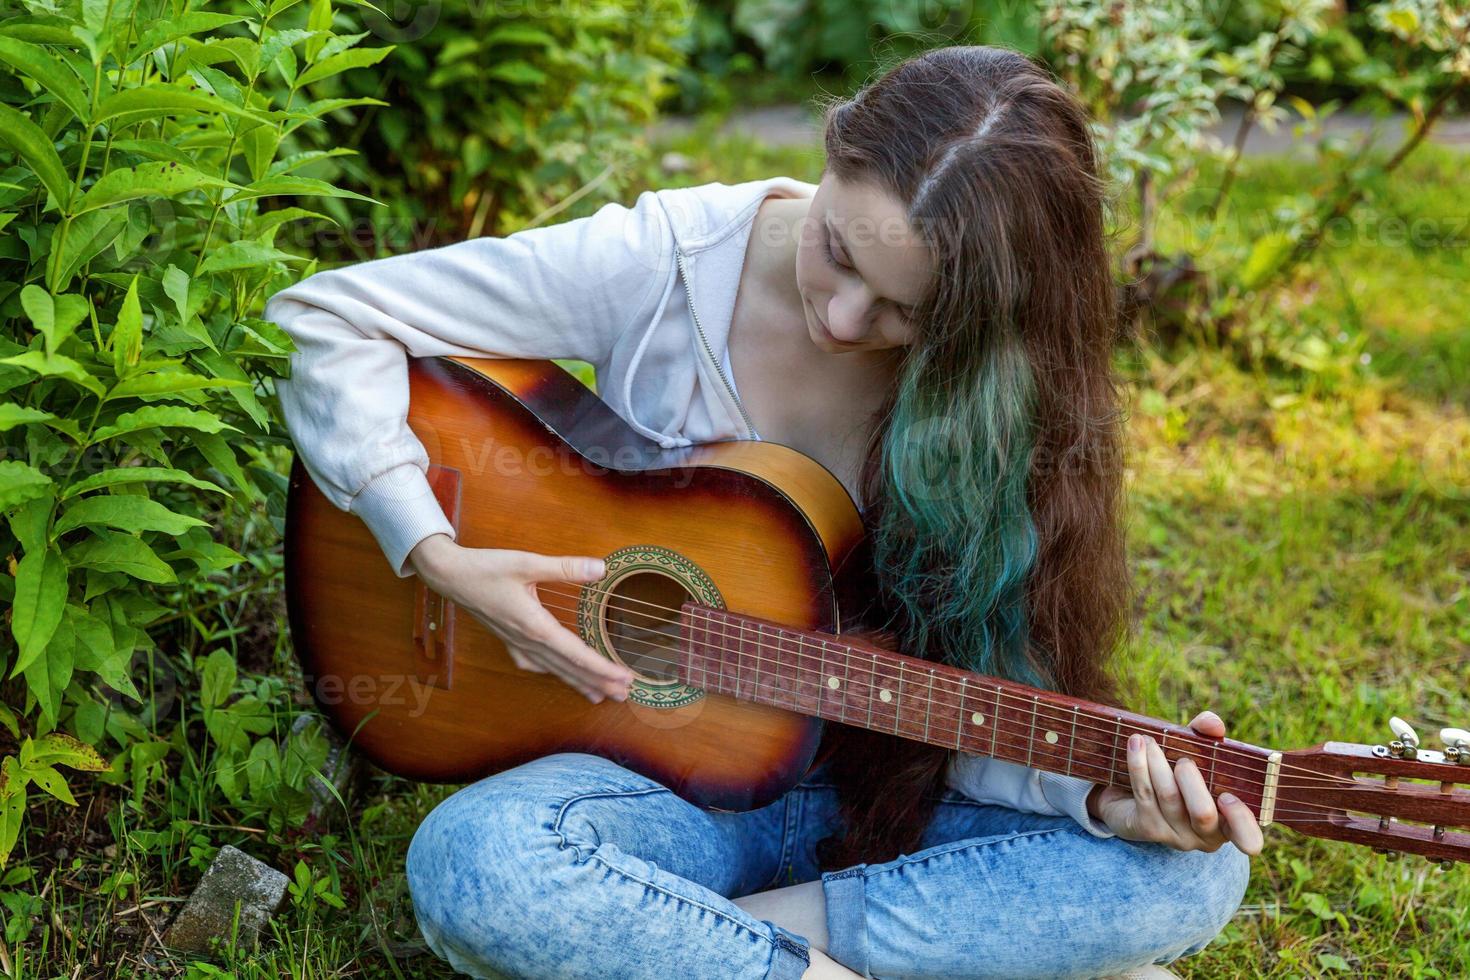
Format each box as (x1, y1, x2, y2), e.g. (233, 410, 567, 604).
(284, 357, 1470, 866)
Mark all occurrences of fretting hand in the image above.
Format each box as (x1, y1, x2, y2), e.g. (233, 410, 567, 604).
(1087, 710, 1265, 855)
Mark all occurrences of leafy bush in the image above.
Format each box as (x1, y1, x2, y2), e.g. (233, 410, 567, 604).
(271, 0, 694, 256)
(1041, 0, 1469, 361)
(0, 0, 390, 865)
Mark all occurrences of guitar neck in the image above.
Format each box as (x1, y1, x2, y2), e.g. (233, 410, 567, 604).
(678, 603, 1281, 815)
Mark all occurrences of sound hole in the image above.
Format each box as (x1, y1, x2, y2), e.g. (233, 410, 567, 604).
(603, 571, 692, 685)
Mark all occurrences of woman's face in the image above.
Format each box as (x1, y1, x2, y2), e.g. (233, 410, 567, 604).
(794, 173, 935, 354)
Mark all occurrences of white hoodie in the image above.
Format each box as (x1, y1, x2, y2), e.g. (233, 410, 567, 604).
(263, 176, 1113, 838)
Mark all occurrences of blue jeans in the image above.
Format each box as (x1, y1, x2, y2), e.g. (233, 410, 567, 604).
(406, 751, 1250, 979)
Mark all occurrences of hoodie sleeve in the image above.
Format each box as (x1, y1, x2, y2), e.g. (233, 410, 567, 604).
(264, 191, 670, 578)
(947, 753, 1115, 838)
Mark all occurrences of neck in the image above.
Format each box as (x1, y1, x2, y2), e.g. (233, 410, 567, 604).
(674, 601, 1281, 820)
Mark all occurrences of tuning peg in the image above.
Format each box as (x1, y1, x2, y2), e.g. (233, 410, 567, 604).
(1444, 728, 1470, 765)
(1389, 717, 1420, 759)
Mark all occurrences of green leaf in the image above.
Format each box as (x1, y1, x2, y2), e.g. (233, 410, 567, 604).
(20, 287, 90, 356)
(24, 765, 76, 805)
(0, 350, 105, 397)
(192, 430, 251, 495)
(89, 405, 236, 444)
(0, 103, 70, 207)
(0, 459, 55, 510)
(22, 612, 71, 728)
(64, 529, 176, 584)
(93, 85, 275, 126)
(47, 207, 130, 292)
(62, 466, 228, 498)
(484, 61, 548, 87)
(227, 175, 379, 205)
(127, 13, 247, 61)
(0, 758, 26, 867)
(10, 546, 67, 678)
(28, 732, 109, 773)
(69, 605, 140, 702)
(0, 705, 16, 740)
(1237, 231, 1294, 291)
(199, 649, 236, 710)
(0, 404, 56, 432)
(76, 161, 234, 215)
(297, 46, 393, 88)
(196, 239, 307, 274)
(105, 370, 247, 402)
(111, 274, 143, 377)
(0, 37, 88, 120)
(55, 495, 209, 537)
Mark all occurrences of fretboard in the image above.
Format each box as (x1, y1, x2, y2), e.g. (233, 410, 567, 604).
(678, 603, 1275, 809)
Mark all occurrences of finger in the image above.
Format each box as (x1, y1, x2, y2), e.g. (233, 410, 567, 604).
(1218, 793, 1265, 856)
(1187, 711, 1226, 738)
(1174, 758, 1225, 845)
(536, 616, 634, 694)
(523, 647, 607, 703)
(1126, 734, 1158, 818)
(1145, 737, 1190, 831)
(530, 554, 606, 583)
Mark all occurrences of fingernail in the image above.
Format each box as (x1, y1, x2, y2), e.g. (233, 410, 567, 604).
(586, 560, 606, 578)
(1220, 793, 1238, 806)
(1128, 734, 1142, 751)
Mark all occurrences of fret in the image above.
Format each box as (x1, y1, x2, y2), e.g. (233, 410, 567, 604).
(866, 653, 875, 732)
(1114, 716, 1124, 787)
(1025, 696, 1039, 768)
(813, 635, 825, 717)
(956, 675, 968, 751)
(696, 611, 710, 691)
(752, 622, 763, 705)
(717, 614, 729, 696)
(839, 642, 849, 724)
(894, 663, 904, 736)
(720, 614, 732, 696)
(1068, 706, 1079, 778)
(770, 626, 787, 709)
(732, 615, 745, 699)
(923, 671, 933, 744)
(1209, 740, 1219, 794)
(990, 685, 1001, 758)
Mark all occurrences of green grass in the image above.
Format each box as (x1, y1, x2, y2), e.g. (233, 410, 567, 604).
(4, 132, 1466, 979)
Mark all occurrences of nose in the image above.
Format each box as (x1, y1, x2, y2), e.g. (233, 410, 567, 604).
(827, 284, 875, 341)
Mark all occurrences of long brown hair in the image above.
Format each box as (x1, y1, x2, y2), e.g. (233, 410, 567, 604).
(809, 46, 1131, 871)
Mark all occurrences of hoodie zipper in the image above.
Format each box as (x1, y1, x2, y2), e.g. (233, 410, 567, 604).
(676, 249, 758, 440)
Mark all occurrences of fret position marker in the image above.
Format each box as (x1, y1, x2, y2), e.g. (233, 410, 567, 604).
(1045, 731, 1060, 745)
(828, 676, 841, 689)
(879, 689, 893, 702)
(971, 712, 985, 725)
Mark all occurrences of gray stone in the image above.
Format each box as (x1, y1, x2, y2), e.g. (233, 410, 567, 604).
(163, 845, 289, 954)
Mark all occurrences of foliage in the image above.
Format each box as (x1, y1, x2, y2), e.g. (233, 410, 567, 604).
(0, 0, 394, 867)
(1040, 0, 1469, 354)
(267, 0, 694, 256)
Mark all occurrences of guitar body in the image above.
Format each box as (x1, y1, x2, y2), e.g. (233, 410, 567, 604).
(285, 356, 871, 812)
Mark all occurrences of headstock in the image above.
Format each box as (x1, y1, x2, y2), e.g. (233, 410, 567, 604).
(1277, 718, 1470, 867)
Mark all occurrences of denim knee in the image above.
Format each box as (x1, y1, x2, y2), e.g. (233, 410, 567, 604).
(1136, 842, 1251, 958)
(405, 756, 607, 973)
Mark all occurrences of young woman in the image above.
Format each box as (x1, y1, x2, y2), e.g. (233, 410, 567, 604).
(267, 45, 1259, 980)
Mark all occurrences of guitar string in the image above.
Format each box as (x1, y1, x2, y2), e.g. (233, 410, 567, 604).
(513, 601, 1463, 826)
(534, 589, 1403, 792)
(529, 584, 1375, 789)
(420, 593, 1464, 834)
(519, 591, 1432, 796)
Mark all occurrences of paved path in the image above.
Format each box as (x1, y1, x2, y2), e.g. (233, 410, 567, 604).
(650, 102, 1470, 155)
